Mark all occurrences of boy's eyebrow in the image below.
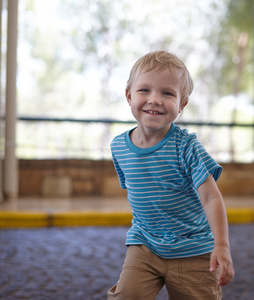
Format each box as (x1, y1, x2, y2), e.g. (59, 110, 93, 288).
(136, 83, 149, 88)
(161, 85, 177, 91)
(136, 83, 178, 93)
(136, 83, 173, 88)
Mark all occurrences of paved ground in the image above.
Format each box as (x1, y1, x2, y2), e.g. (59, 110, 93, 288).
(0, 224, 253, 300)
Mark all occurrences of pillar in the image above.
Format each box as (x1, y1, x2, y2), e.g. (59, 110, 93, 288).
(4, 0, 19, 199)
(0, 0, 3, 201)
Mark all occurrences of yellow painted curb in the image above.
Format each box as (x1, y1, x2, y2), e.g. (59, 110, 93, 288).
(0, 209, 254, 228)
(226, 208, 254, 224)
(0, 211, 49, 228)
(0, 211, 132, 228)
(52, 211, 132, 227)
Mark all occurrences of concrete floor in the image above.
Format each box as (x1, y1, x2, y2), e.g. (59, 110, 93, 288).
(1, 225, 254, 300)
(0, 196, 253, 212)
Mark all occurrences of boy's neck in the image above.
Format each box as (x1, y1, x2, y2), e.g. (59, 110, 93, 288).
(130, 124, 171, 148)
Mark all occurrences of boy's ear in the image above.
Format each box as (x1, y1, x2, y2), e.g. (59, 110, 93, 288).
(180, 100, 188, 111)
(126, 89, 131, 106)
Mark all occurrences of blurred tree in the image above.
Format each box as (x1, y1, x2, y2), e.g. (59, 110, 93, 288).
(16, 0, 253, 160)
(18, 0, 253, 117)
(213, 0, 254, 160)
(216, 0, 253, 98)
(59, 0, 136, 116)
(18, 0, 88, 117)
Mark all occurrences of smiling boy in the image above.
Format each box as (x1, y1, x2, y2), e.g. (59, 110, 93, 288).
(126, 68, 185, 148)
(108, 51, 234, 300)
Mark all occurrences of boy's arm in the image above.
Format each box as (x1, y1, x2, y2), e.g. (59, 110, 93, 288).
(197, 174, 235, 287)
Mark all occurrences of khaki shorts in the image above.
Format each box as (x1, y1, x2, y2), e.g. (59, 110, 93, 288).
(108, 245, 222, 300)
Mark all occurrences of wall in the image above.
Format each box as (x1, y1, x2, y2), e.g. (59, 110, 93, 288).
(217, 163, 254, 197)
(18, 160, 254, 198)
(19, 159, 125, 198)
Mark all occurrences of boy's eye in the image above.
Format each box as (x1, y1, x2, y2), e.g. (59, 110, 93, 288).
(138, 89, 149, 92)
(163, 91, 174, 96)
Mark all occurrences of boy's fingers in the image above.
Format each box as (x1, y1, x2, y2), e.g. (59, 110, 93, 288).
(210, 249, 234, 286)
(209, 255, 217, 272)
(217, 266, 226, 286)
(217, 261, 234, 286)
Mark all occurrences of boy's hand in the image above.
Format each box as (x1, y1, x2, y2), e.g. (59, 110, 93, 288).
(210, 246, 234, 287)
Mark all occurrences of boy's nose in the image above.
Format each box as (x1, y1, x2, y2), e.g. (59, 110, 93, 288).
(147, 93, 162, 105)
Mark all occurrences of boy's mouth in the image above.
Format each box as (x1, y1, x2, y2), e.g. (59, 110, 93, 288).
(143, 110, 164, 115)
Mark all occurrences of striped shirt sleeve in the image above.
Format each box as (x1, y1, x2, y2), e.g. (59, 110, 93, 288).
(112, 153, 126, 189)
(181, 133, 222, 189)
(111, 135, 127, 189)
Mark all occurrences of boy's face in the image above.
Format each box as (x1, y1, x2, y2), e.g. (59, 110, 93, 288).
(126, 69, 185, 134)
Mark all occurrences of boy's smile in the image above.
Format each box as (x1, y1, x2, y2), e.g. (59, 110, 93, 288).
(126, 69, 184, 146)
(143, 110, 164, 115)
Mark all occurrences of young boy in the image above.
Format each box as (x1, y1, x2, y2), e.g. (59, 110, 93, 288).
(108, 51, 234, 300)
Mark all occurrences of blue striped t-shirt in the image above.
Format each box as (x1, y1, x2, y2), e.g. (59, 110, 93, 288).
(111, 123, 222, 259)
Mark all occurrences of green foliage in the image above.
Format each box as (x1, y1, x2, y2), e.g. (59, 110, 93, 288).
(14, 0, 254, 161)
(226, 0, 253, 34)
(18, 0, 253, 114)
(215, 0, 253, 96)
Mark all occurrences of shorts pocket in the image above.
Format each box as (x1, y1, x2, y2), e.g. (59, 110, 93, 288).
(178, 253, 219, 287)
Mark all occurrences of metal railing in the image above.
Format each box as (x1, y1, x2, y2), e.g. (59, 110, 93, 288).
(12, 116, 254, 162)
(18, 116, 253, 127)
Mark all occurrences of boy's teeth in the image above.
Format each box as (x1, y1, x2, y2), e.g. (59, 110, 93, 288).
(146, 110, 162, 115)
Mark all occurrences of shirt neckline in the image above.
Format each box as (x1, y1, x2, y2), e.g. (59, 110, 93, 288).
(126, 123, 176, 155)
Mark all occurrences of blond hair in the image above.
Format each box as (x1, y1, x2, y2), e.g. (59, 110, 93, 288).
(126, 51, 193, 105)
